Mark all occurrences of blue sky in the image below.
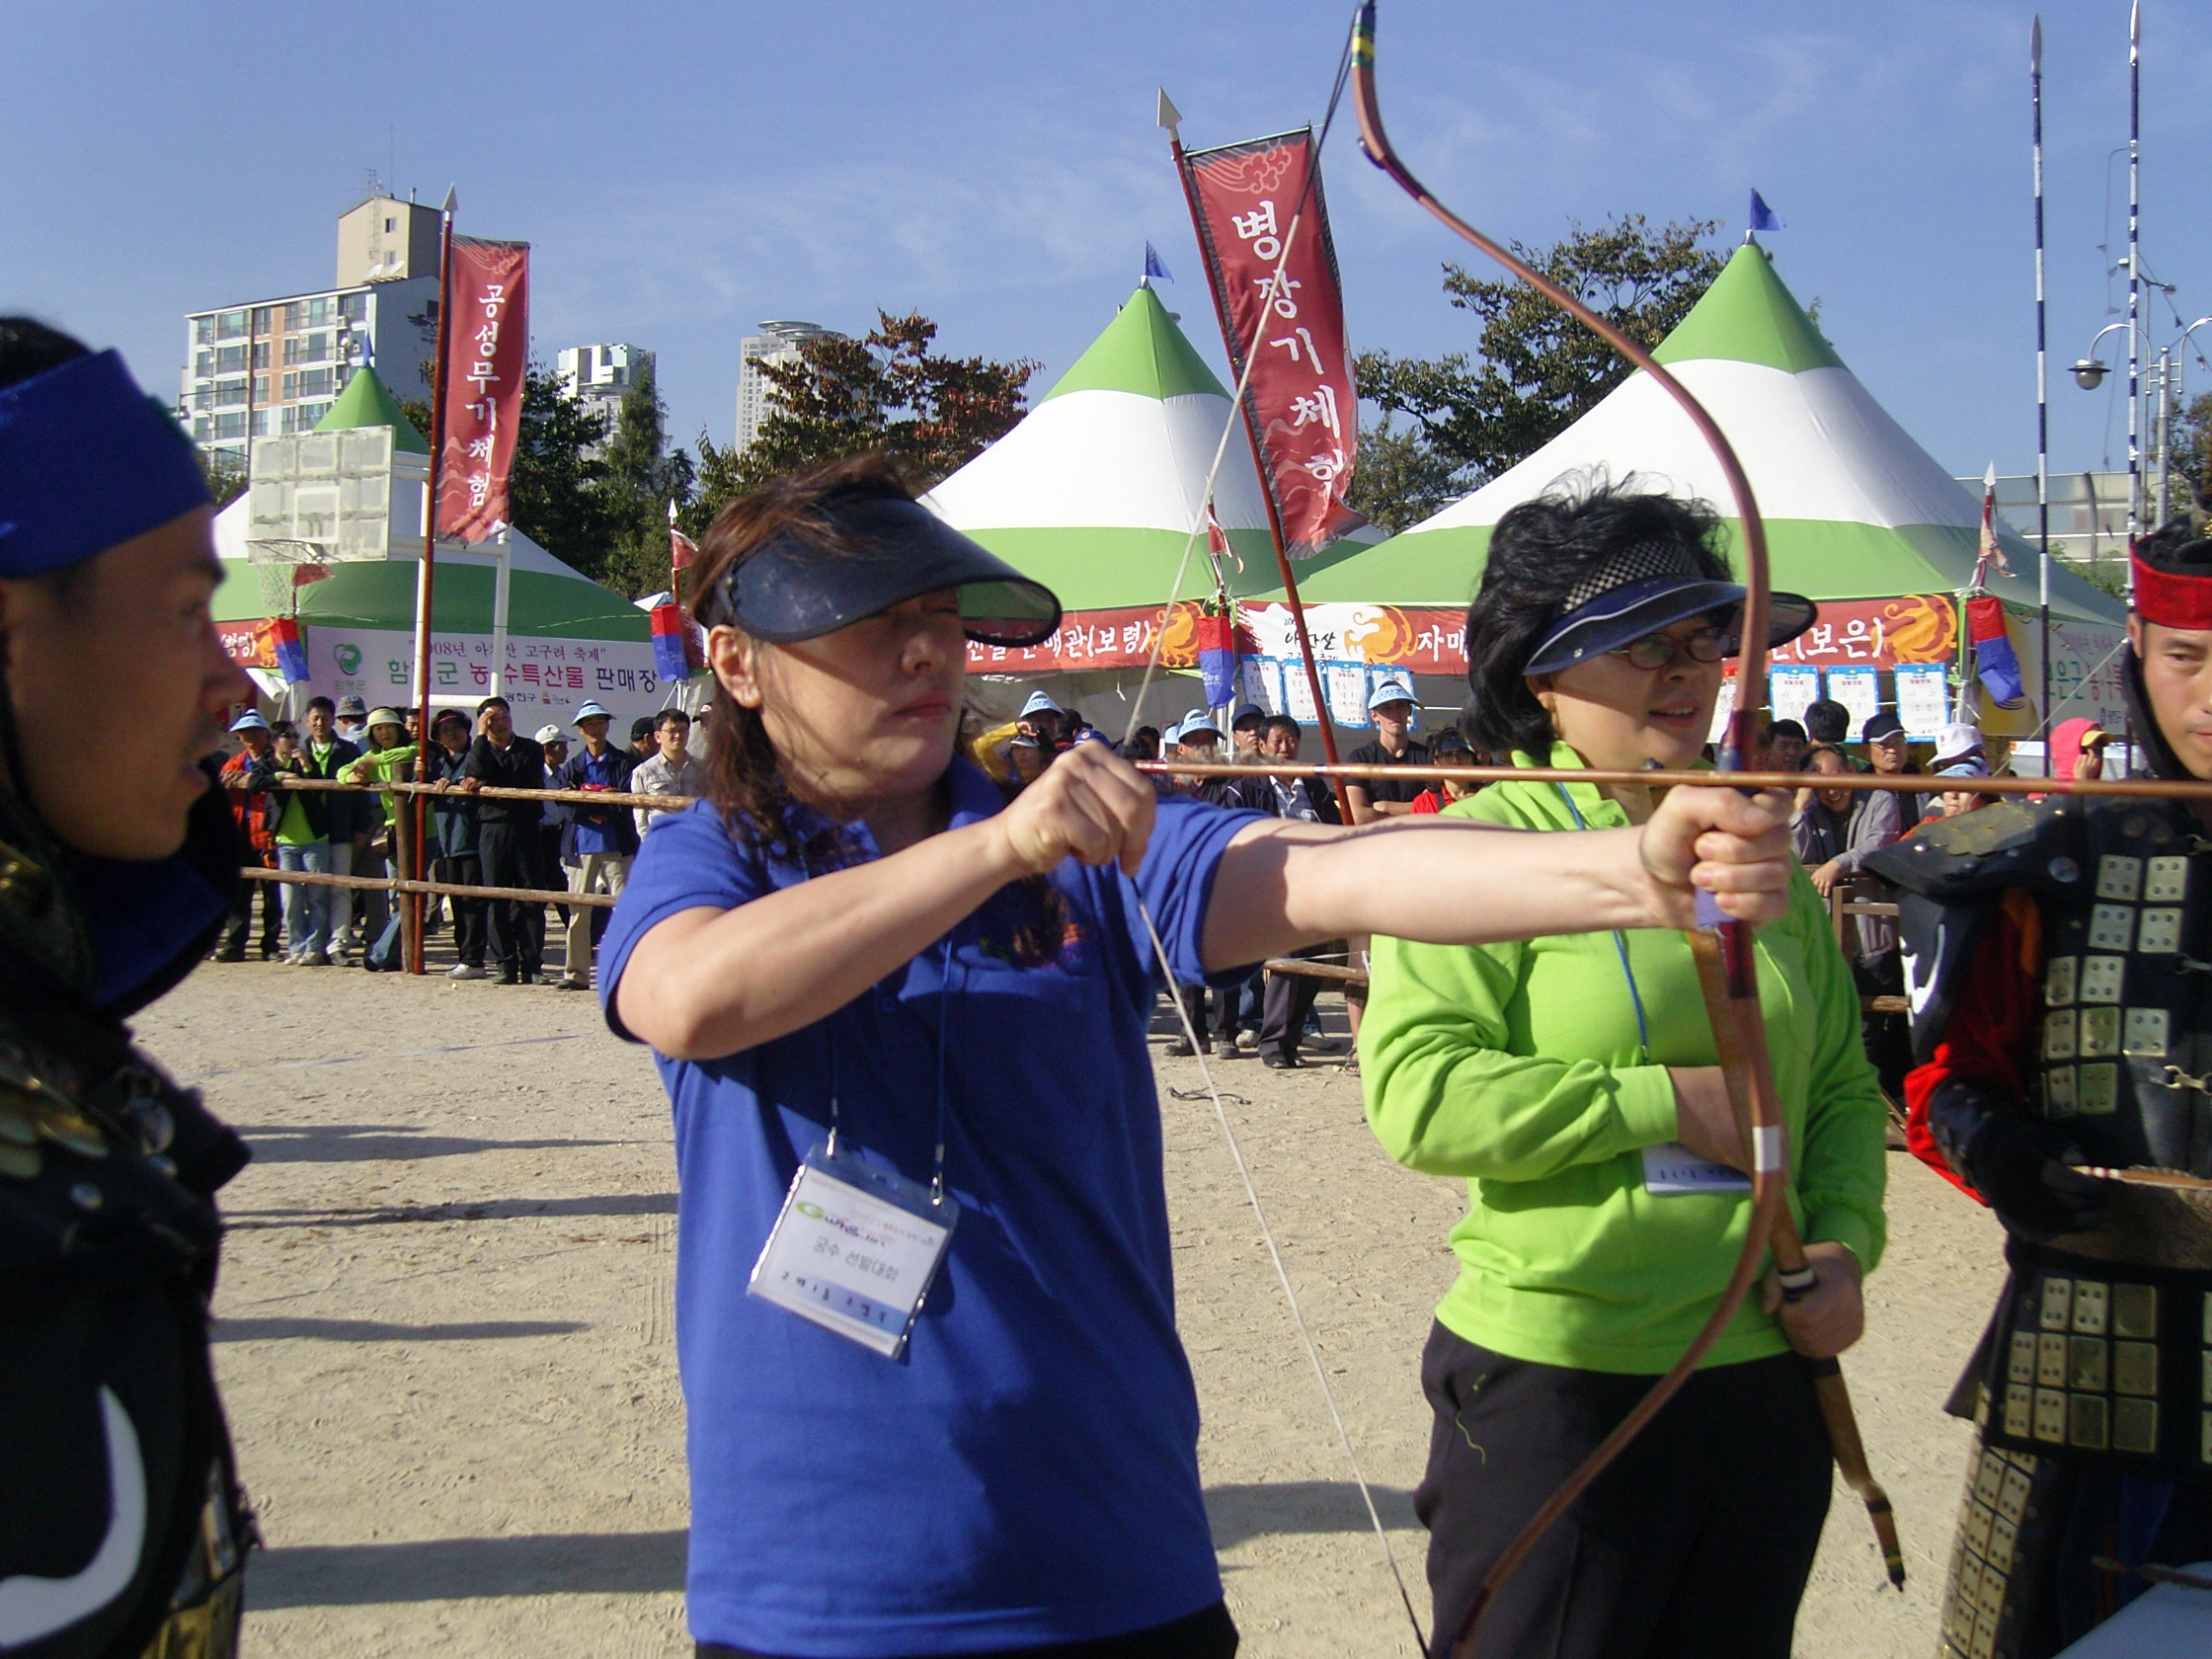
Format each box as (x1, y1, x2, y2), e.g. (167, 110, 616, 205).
(8, 1, 2209, 488)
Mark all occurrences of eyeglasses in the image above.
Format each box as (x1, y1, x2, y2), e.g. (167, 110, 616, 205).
(1610, 626, 1733, 671)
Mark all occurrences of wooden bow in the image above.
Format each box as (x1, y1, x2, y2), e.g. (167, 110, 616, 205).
(1345, 6, 1902, 1649)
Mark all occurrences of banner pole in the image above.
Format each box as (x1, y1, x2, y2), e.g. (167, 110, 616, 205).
(409, 187, 456, 976)
(2033, 16, 2053, 734)
(1171, 130, 1353, 823)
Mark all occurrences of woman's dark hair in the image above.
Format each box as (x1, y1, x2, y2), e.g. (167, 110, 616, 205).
(0, 318, 89, 393)
(1462, 474, 1731, 759)
(689, 451, 1067, 963)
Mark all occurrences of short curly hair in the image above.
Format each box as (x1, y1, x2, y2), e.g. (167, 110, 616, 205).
(1463, 473, 1731, 760)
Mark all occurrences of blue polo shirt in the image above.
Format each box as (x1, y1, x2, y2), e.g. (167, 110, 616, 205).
(599, 760, 1263, 1656)
(569, 748, 627, 857)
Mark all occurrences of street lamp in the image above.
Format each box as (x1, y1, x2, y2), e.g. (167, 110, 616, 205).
(2072, 358, 2108, 391)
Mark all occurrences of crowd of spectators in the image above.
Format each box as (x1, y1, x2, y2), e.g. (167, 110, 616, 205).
(215, 693, 705, 988)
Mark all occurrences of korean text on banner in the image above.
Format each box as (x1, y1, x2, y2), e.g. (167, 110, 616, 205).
(435, 237, 530, 542)
(1179, 128, 1359, 558)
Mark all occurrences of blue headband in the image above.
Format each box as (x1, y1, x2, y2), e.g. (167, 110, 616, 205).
(0, 350, 212, 578)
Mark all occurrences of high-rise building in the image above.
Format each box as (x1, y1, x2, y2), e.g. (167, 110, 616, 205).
(555, 343, 655, 444)
(181, 195, 451, 469)
(735, 321, 833, 449)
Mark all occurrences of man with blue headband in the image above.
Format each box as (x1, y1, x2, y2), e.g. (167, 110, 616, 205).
(0, 318, 259, 1656)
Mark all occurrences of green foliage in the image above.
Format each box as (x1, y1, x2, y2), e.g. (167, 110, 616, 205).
(2168, 389, 2212, 525)
(1346, 414, 1473, 533)
(689, 312, 1035, 528)
(1356, 214, 1725, 496)
(198, 447, 248, 511)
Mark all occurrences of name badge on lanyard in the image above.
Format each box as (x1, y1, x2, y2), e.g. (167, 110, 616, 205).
(1640, 1142, 1754, 1195)
(750, 1141, 959, 1360)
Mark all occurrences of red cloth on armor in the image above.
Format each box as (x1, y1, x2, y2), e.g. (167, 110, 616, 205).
(1901, 887, 2042, 1203)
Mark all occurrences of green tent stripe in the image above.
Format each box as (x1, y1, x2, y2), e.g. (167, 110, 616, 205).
(962, 523, 1369, 612)
(1041, 286, 1228, 404)
(1650, 244, 1845, 374)
(1293, 517, 2118, 626)
(216, 560, 648, 640)
(313, 364, 431, 453)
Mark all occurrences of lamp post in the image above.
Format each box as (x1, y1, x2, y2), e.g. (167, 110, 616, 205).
(2075, 315, 2212, 533)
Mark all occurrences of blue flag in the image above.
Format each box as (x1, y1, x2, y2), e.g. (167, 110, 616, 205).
(1748, 190, 1785, 232)
(1144, 241, 1174, 283)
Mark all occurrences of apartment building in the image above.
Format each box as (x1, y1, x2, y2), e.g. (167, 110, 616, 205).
(181, 195, 445, 467)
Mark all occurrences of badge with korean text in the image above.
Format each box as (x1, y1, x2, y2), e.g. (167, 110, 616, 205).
(749, 1142, 958, 1360)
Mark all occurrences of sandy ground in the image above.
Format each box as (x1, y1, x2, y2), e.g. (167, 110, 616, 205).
(146, 949, 2003, 1658)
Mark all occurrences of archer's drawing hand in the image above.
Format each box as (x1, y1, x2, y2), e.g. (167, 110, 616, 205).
(992, 741, 1155, 877)
(1762, 1241, 1864, 1361)
(1637, 785, 1795, 928)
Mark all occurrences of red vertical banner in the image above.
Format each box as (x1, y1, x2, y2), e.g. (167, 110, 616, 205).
(1178, 128, 1359, 557)
(435, 236, 529, 541)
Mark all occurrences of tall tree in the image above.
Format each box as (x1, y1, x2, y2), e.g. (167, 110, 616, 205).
(691, 311, 1035, 525)
(2168, 389, 2212, 525)
(1345, 415, 1471, 533)
(598, 364, 697, 597)
(1356, 214, 1726, 495)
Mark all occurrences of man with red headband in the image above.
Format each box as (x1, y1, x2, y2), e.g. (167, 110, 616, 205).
(0, 319, 258, 1656)
(1866, 521, 2212, 1658)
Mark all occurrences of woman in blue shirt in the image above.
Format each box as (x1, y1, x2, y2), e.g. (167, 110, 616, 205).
(601, 455, 1799, 1659)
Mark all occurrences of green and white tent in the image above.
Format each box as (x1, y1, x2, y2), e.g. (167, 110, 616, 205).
(212, 366, 664, 728)
(925, 283, 1371, 616)
(1292, 243, 2125, 734)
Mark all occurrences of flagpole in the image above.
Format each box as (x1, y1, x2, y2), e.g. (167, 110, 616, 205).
(2126, 0, 2142, 588)
(408, 186, 456, 976)
(2033, 16, 2052, 731)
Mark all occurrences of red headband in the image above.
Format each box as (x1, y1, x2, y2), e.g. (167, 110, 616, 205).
(2131, 550, 2212, 631)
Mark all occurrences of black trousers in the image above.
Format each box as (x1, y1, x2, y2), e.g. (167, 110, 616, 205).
(476, 822, 543, 976)
(437, 851, 488, 968)
(697, 1598, 1235, 1659)
(220, 854, 281, 957)
(1416, 1323, 1831, 1659)
(1176, 984, 1236, 1044)
(1257, 964, 1322, 1060)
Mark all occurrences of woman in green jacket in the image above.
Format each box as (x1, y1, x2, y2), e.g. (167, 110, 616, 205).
(1362, 480, 1888, 1659)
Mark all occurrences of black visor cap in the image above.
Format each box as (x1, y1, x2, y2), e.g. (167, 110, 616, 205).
(709, 496, 1062, 649)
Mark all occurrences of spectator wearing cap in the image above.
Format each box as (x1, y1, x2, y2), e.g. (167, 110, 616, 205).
(633, 707, 704, 839)
(1003, 734, 1049, 794)
(215, 710, 281, 960)
(1343, 679, 1431, 823)
(1160, 712, 1246, 1058)
(555, 700, 638, 990)
(1247, 713, 1348, 1069)
(630, 715, 659, 761)
(1408, 730, 1476, 814)
(427, 708, 490, 978)
(1930, 755, 1991, 826)
(535, 724, 574, 943)
(1016, 688, 1065, 751)
(455, 694, 547, 984)
(252, 693, 365, 965)
(341, 707, 413, 963)
(334, 692, 368, 747)
(2048, 716, 2110, 784)
(1931, 721, 1984, 774)
(1229, 704, 1266, 763)
(1858, 709, 1926, 827)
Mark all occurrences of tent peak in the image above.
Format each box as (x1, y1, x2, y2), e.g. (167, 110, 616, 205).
(1651, 242, 1844, 375)
(313, 364, 431, 453)
(1042, 284, 1227, 404)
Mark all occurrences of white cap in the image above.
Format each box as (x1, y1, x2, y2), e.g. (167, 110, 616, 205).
(534, 724, 565, 745)
(1368, 678, 1416, 712)
(1933, 722, 1984, 767)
